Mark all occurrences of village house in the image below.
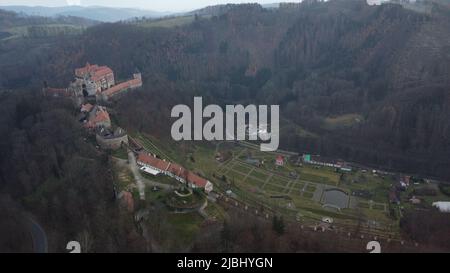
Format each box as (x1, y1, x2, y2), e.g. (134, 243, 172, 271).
(137, 153, 213, 193)
(389, 188, 401, 204)
(83, 105, 111, 129)
(275, 155, 285, 166)
(400, 176, 411, 187)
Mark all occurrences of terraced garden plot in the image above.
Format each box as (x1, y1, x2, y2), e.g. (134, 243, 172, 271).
(300, 166, 340, 185)
(302, 192, 314, 199)
(225, 170, 247, 183)
(292, 182, 305, 191)
(250, 169, 270, 181)
(372, 204, 386, 210)
(288, 188, 304, 197)
(263, 183, 286, 194)
(305, 184, 317, 192)
(233, 163, 254, 174)
(217, 160, 235, 173)
(300, 172, 336, 185)
(268, 176, 290, 188)
(244, 177, 264, 189)
(358, 202, 370, 209)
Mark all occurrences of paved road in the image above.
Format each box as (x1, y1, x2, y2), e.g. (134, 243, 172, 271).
(27, 216, 48, 253)
(128, 151, 146, 200)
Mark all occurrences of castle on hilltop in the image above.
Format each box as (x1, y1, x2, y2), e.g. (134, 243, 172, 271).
(43, 63, 142, 104)
(42, 63, 140, 151)
(71, 63, 142, 103)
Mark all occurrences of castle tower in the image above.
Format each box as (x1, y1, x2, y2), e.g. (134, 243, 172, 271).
(133, 72, 142, 81)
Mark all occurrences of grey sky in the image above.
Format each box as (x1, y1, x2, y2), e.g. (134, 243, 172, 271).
(1, 0, 302, 12)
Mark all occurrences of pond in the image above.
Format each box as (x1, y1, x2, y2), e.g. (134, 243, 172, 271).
(321, 189, 349, 210)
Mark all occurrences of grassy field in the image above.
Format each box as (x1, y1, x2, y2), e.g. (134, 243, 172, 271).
(2, 24, 85, 40)
(111, 146, 128, 160)
(299, 165, 340, 186)
(321, 113, 364, 130)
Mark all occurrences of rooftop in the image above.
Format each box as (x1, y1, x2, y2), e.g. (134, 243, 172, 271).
(75, 63, 113, 80)
(137, 152, 210, 188)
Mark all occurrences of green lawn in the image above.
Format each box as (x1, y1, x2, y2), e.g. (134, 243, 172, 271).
(233, 163, 253, 174)
(250, 169, 269, 181)
(268, 176, 290, 188)
(164, 212, 204, 247)
(300, 166, 340, 186)
(322, 113, 364, 130)
(306, 184, 317, 192)
(224, 170, 246, 184)
(4, 24, 84, 40)
(302, 192, 314, 199)
(111, 147, 128, 160)
(244, 177, 264, 189)
(263, 183, 286, 194)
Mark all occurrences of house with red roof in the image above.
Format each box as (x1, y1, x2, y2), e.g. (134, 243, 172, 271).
(275, 155, 285, 166)
(84, 105, 111, 129)
(137, 152, 170, 175)
(137, 152, 213, 193)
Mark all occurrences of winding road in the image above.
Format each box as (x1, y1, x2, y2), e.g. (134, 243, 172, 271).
(27, 216, 48, 253)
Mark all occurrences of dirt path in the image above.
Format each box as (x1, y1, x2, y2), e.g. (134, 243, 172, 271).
(128, 151, 146, 200)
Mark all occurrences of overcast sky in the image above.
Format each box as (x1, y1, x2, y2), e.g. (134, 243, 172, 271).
(1, 0, 303, 12)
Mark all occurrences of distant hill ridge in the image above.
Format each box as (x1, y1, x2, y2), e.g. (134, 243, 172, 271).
(0, 5, 171, 22)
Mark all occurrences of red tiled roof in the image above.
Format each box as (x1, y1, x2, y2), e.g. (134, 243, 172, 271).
(137, 153, 170, 171)
(136, 153, 209, 188)
(187, 172, 208, 188)
(91, 67, 114, 82)
(91, 107, 110, 124)
(75, 63, 113, 80)
(75, 63, 98, 77)
(102, 78, 142, 97)
(80, 103, 93, 113)
(85, 106, 110, 128)
(167, 163, 186, 178)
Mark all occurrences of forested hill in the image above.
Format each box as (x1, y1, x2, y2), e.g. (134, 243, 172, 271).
(1, 0, 450, 179)
(0, 9, 98, 29)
